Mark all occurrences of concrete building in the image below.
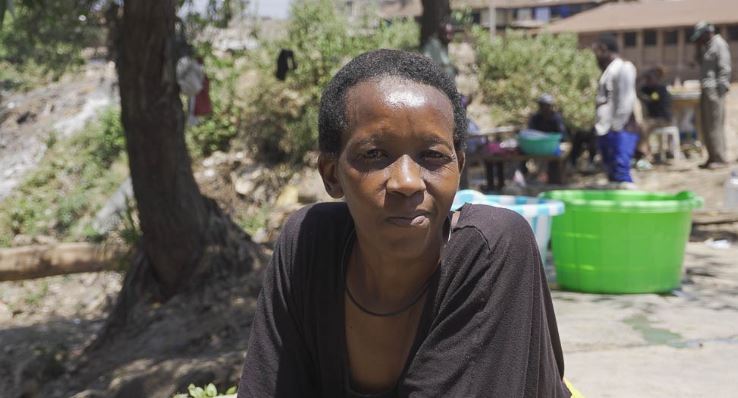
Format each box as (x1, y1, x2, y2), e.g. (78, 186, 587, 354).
(546, 0, 738, 82)
(376, 0, 608, 31)
(492, 0, 611, 31)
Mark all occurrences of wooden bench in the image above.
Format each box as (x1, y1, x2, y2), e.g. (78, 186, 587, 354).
(463, 149, 569, 191)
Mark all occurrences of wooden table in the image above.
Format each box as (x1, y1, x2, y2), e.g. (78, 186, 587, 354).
(464, 149, 568, 191)
(670, 90, 701, 142)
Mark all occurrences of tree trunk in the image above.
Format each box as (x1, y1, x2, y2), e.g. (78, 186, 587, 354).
(85, 0, 265, 350)
(420, 0, 450, 47)
(119, 0, 209, 299)
(0, 243, 127, 281)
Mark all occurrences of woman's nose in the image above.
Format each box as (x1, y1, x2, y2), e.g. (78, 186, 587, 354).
(386, 155, 426, 196)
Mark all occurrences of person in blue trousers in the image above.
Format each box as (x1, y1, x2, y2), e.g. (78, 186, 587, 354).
(592, 34, 639, 189)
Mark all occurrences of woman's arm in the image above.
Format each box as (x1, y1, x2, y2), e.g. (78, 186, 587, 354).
(237, 214, 317, 397)
(400, 208, 570, 398)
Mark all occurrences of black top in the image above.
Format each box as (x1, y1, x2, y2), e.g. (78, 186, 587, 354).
(640, 84, 672, 121)
(528, 112, 567, 136)
(238, 202, 570, 398)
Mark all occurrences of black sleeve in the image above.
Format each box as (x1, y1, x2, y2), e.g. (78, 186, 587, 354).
(237, 210, 318, 397)
(555, 113, 567, 136)
(400, 208, 569, 397)
(659, 85, 672, 118)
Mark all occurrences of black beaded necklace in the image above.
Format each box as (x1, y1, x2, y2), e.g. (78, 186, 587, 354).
(344, 213, 452, 317)
(345, 264, 438, 317)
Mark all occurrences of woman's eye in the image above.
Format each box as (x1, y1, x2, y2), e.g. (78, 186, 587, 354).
(362, 149, 386, 160)
(421, 150, 449, 160)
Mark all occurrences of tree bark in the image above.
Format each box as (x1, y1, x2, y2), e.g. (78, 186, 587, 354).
(119, 0, 209, 299)
(0, 243, 127, 281)
(420, 0, 450, 47)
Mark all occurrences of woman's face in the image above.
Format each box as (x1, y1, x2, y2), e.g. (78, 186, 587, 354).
(319, 77, 464, 257)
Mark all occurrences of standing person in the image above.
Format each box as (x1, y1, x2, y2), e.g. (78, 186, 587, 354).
(692, 21, 732, 169)
(193, 56, 213, 119)
(422, 22, 457, 80)
(592, 34, 639, 189)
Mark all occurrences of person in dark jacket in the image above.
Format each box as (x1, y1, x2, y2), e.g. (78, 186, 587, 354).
(638, 66, 673, 165)
(528, 93, 567, 136)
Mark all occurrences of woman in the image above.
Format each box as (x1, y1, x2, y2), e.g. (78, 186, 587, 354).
(238, 49, 570, 397)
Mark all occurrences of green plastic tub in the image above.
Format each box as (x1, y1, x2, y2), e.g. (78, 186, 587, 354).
(539, 190, 703, 294)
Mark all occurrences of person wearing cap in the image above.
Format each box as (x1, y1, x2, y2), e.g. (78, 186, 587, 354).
(692, 21, 732, 169)
(528, 93, 567, 136)
(522, 94, 568, 183)
(592, 33, 639, 189)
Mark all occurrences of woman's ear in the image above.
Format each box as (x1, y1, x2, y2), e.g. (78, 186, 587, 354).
(318, 153, 344, 199)
(456, 150, 466, 177)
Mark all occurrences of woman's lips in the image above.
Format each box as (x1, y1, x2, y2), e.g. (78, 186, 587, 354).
(386, 213, 431, 227)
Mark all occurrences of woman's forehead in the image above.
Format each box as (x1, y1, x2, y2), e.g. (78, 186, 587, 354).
(341, 77, 455, 148)
(344, 77, 454, 122)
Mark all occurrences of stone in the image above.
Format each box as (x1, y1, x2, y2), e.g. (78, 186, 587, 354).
(294, 169, 334, 204)
(275, 185, 299, 208)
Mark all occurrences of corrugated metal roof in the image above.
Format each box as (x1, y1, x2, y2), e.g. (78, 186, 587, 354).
(546, 0, 738, 33)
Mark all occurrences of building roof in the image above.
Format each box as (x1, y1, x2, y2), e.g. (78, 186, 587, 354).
(378, 0, 421, 19)
(546, 0, 738, 33)
(378, 0, 506, 19)
(492, 0, 608, 9)
(378, 0, 608, 19)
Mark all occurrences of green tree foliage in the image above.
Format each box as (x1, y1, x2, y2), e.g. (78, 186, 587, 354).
(0, 0, 101, 76)
(473, 30, 600, 132)
(245, 0, 419, 163)
(185, 49, 242, 158)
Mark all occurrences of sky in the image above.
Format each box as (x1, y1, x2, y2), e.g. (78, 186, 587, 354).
(255, 0, 293, 19)
(181, 0, 294, 20)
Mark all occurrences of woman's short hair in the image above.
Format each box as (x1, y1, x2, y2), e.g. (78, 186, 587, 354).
(318, 49, 467, 155)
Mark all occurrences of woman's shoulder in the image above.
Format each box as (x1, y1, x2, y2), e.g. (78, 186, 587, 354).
(453, 203, 534, 249)
(281, 201, 352, 240)
(271, 201, 352, 288)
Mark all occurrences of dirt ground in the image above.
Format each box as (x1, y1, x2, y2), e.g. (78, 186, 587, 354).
(0, 61, 117, 202)
(2, 58, 738, 397)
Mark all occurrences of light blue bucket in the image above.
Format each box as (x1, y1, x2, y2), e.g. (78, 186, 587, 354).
(452, 189, 566, 265)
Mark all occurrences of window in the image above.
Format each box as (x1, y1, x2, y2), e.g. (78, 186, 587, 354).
(516, 8, 532, 21)
(534, 7, 551, 22)
(471, 11, 481, 25)
(644, 30, 657, 46)
(550, 6, 562, 19)
(624, 32, 637, 47)
(664, 30, 678, 45)
(728, 25, 738, 41)
(684, 27, 695, 43)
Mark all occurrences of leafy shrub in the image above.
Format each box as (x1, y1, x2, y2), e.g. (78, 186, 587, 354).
(187, 99, 239, 158)
(473, 30, 600, 132)
(186, 50, 242, 158)
(172, 383, 236, 398)
(0, 107, 128, 246)
(243, 0, 419, 163)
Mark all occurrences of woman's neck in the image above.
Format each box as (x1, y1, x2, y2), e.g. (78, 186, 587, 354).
(348, 234, 443, 309)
